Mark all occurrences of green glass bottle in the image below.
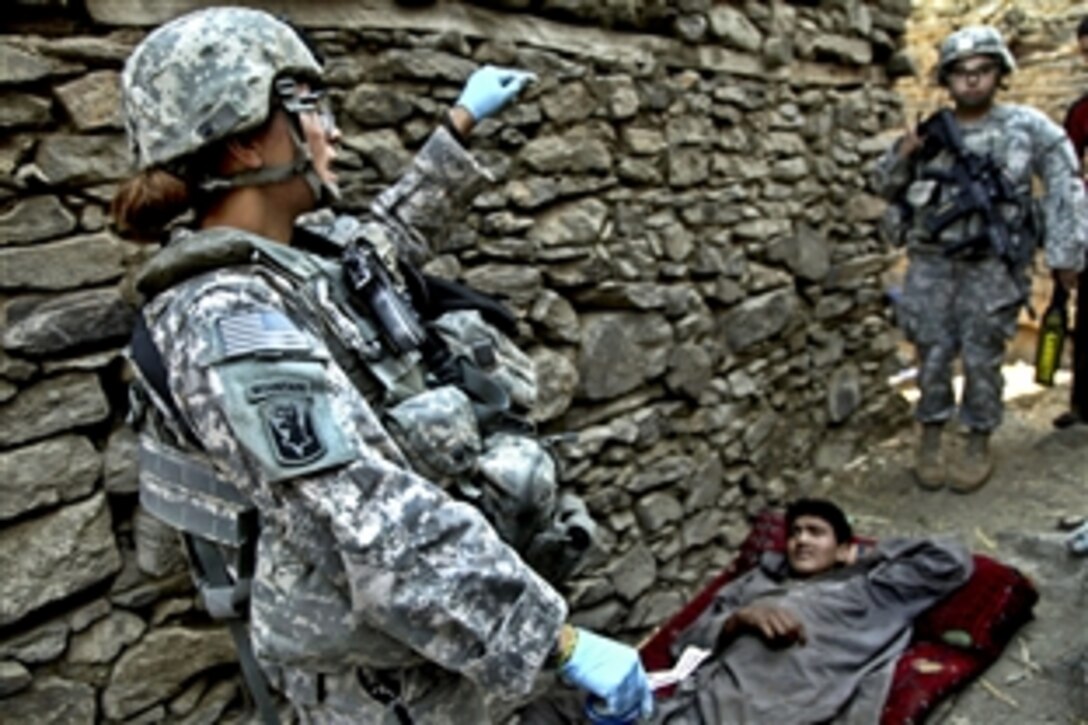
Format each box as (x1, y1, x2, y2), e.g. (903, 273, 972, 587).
(1035, 283, 1069, 386)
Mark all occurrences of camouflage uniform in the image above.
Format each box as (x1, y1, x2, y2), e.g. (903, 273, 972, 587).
(136, 125, 568, 723)
(124, 8, 569, 722)
(874, 51, 1088, 433)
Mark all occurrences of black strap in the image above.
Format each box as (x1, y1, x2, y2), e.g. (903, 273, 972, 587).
(355, 670, 414, 725)
(187, 535, 281, 725)
(400, 262, 519, 337)
(129, 313, 201, 448)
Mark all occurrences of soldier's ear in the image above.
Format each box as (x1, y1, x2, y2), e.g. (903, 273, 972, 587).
(223, 134, 268, 171)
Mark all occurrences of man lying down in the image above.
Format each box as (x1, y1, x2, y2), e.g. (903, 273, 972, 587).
(518, 498, 973, 724)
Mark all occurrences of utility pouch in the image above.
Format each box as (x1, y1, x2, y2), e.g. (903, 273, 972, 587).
(432, 309, 538, 411)
(473, 433, 558, 552)
(522, 493, 597, 584)
(384, 385, 482, 485)
(905, 179, 939, 211)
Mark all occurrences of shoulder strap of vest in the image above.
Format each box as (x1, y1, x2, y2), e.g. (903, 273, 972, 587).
(129, 315, 280, 725)
(185, 535, 281, 725)
(129, 313, 202, 448)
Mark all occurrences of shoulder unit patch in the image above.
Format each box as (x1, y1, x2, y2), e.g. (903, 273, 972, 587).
(247, 380, 325, 466)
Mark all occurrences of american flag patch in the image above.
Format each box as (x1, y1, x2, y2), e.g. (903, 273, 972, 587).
(217, 309, 310, 358)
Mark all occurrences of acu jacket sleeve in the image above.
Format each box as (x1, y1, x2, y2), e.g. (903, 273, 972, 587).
(353, 125, 493, 269)
(152, 271, 567, 700)
(1029, 112, 1088, 273)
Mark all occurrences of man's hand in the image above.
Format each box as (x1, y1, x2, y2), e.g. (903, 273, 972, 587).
(897, 116, 925, 160)
(725, 604, 807, 648)
(844, 542, 860, 567)
(1055, 268, 1080, 291)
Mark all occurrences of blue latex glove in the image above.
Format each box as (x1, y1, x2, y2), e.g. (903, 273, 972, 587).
(455, 65, 536, 121)
(560, 628, 654, 721)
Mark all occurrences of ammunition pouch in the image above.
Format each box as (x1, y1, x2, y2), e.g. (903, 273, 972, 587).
(385, 389, 596, 584)
(432, 310, 538, 412)
(472, 433, 558, 551)
(473, 433, 596, 584)
(384, 385, 482, 485)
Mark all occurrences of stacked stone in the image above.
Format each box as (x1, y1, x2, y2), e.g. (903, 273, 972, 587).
(1, 0, 912, 720)
(0, 17, 246, 725)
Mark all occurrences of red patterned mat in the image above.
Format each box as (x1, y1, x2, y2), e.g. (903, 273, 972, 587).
(638, 511, 1038, 724)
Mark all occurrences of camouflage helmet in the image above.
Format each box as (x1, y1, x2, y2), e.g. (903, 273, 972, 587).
(121, 7, 322, 171)
(937, 25, 1016, 81)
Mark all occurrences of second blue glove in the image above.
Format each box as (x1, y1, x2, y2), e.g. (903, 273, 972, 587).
(559, 627, 654, 721)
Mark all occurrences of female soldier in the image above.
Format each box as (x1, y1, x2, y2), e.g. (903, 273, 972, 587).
(114, 7, 652, 724)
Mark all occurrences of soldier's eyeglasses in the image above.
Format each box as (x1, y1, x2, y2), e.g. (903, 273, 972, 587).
(274, 78, 338, 135)
(947, 62, 999, 81)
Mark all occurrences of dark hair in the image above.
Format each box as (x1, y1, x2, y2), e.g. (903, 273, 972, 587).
(111, 167, 193, 242)
(1078, 16, 1088, 39)
(111, 115, 277, 241)
(786, 498, 853, 544)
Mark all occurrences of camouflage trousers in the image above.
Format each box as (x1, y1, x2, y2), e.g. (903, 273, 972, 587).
(898, 253, 1026, 432)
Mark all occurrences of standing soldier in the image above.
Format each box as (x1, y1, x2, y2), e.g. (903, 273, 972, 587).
(874, 26, 1088, 493)
(115, 7, 653, 724)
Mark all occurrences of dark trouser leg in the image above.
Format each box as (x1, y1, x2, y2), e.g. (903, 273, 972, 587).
(1071, 266, 1088, 418)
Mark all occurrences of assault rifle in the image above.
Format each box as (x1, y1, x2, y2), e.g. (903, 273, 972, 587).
(914, 109, 1026, 269)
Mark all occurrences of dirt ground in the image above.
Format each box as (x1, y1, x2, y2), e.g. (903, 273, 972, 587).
(812, 371, 1088, 724)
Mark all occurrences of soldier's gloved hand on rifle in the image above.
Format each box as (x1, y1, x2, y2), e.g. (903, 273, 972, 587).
(557, 625, 654, 722)
(455, 65, 536, 122)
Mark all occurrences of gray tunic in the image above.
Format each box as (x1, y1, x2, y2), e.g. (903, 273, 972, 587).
(656, 537, 973, 725)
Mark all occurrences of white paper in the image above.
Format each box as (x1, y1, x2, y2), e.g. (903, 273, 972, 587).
(646, 646, 712, 691)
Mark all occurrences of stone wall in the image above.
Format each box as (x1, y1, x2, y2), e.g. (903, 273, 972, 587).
(0, 0, 911, 720)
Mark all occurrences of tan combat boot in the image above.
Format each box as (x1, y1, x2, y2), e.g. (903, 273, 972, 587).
(914, 423, 945, 491)
(949, 430, 994, 494)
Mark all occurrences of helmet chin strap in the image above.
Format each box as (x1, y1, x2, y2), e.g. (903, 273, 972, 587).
(197, 113, 340, 206)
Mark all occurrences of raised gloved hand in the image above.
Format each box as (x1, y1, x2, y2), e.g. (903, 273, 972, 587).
(559, 627, 653, 721)
(455, 65, 536, 121)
